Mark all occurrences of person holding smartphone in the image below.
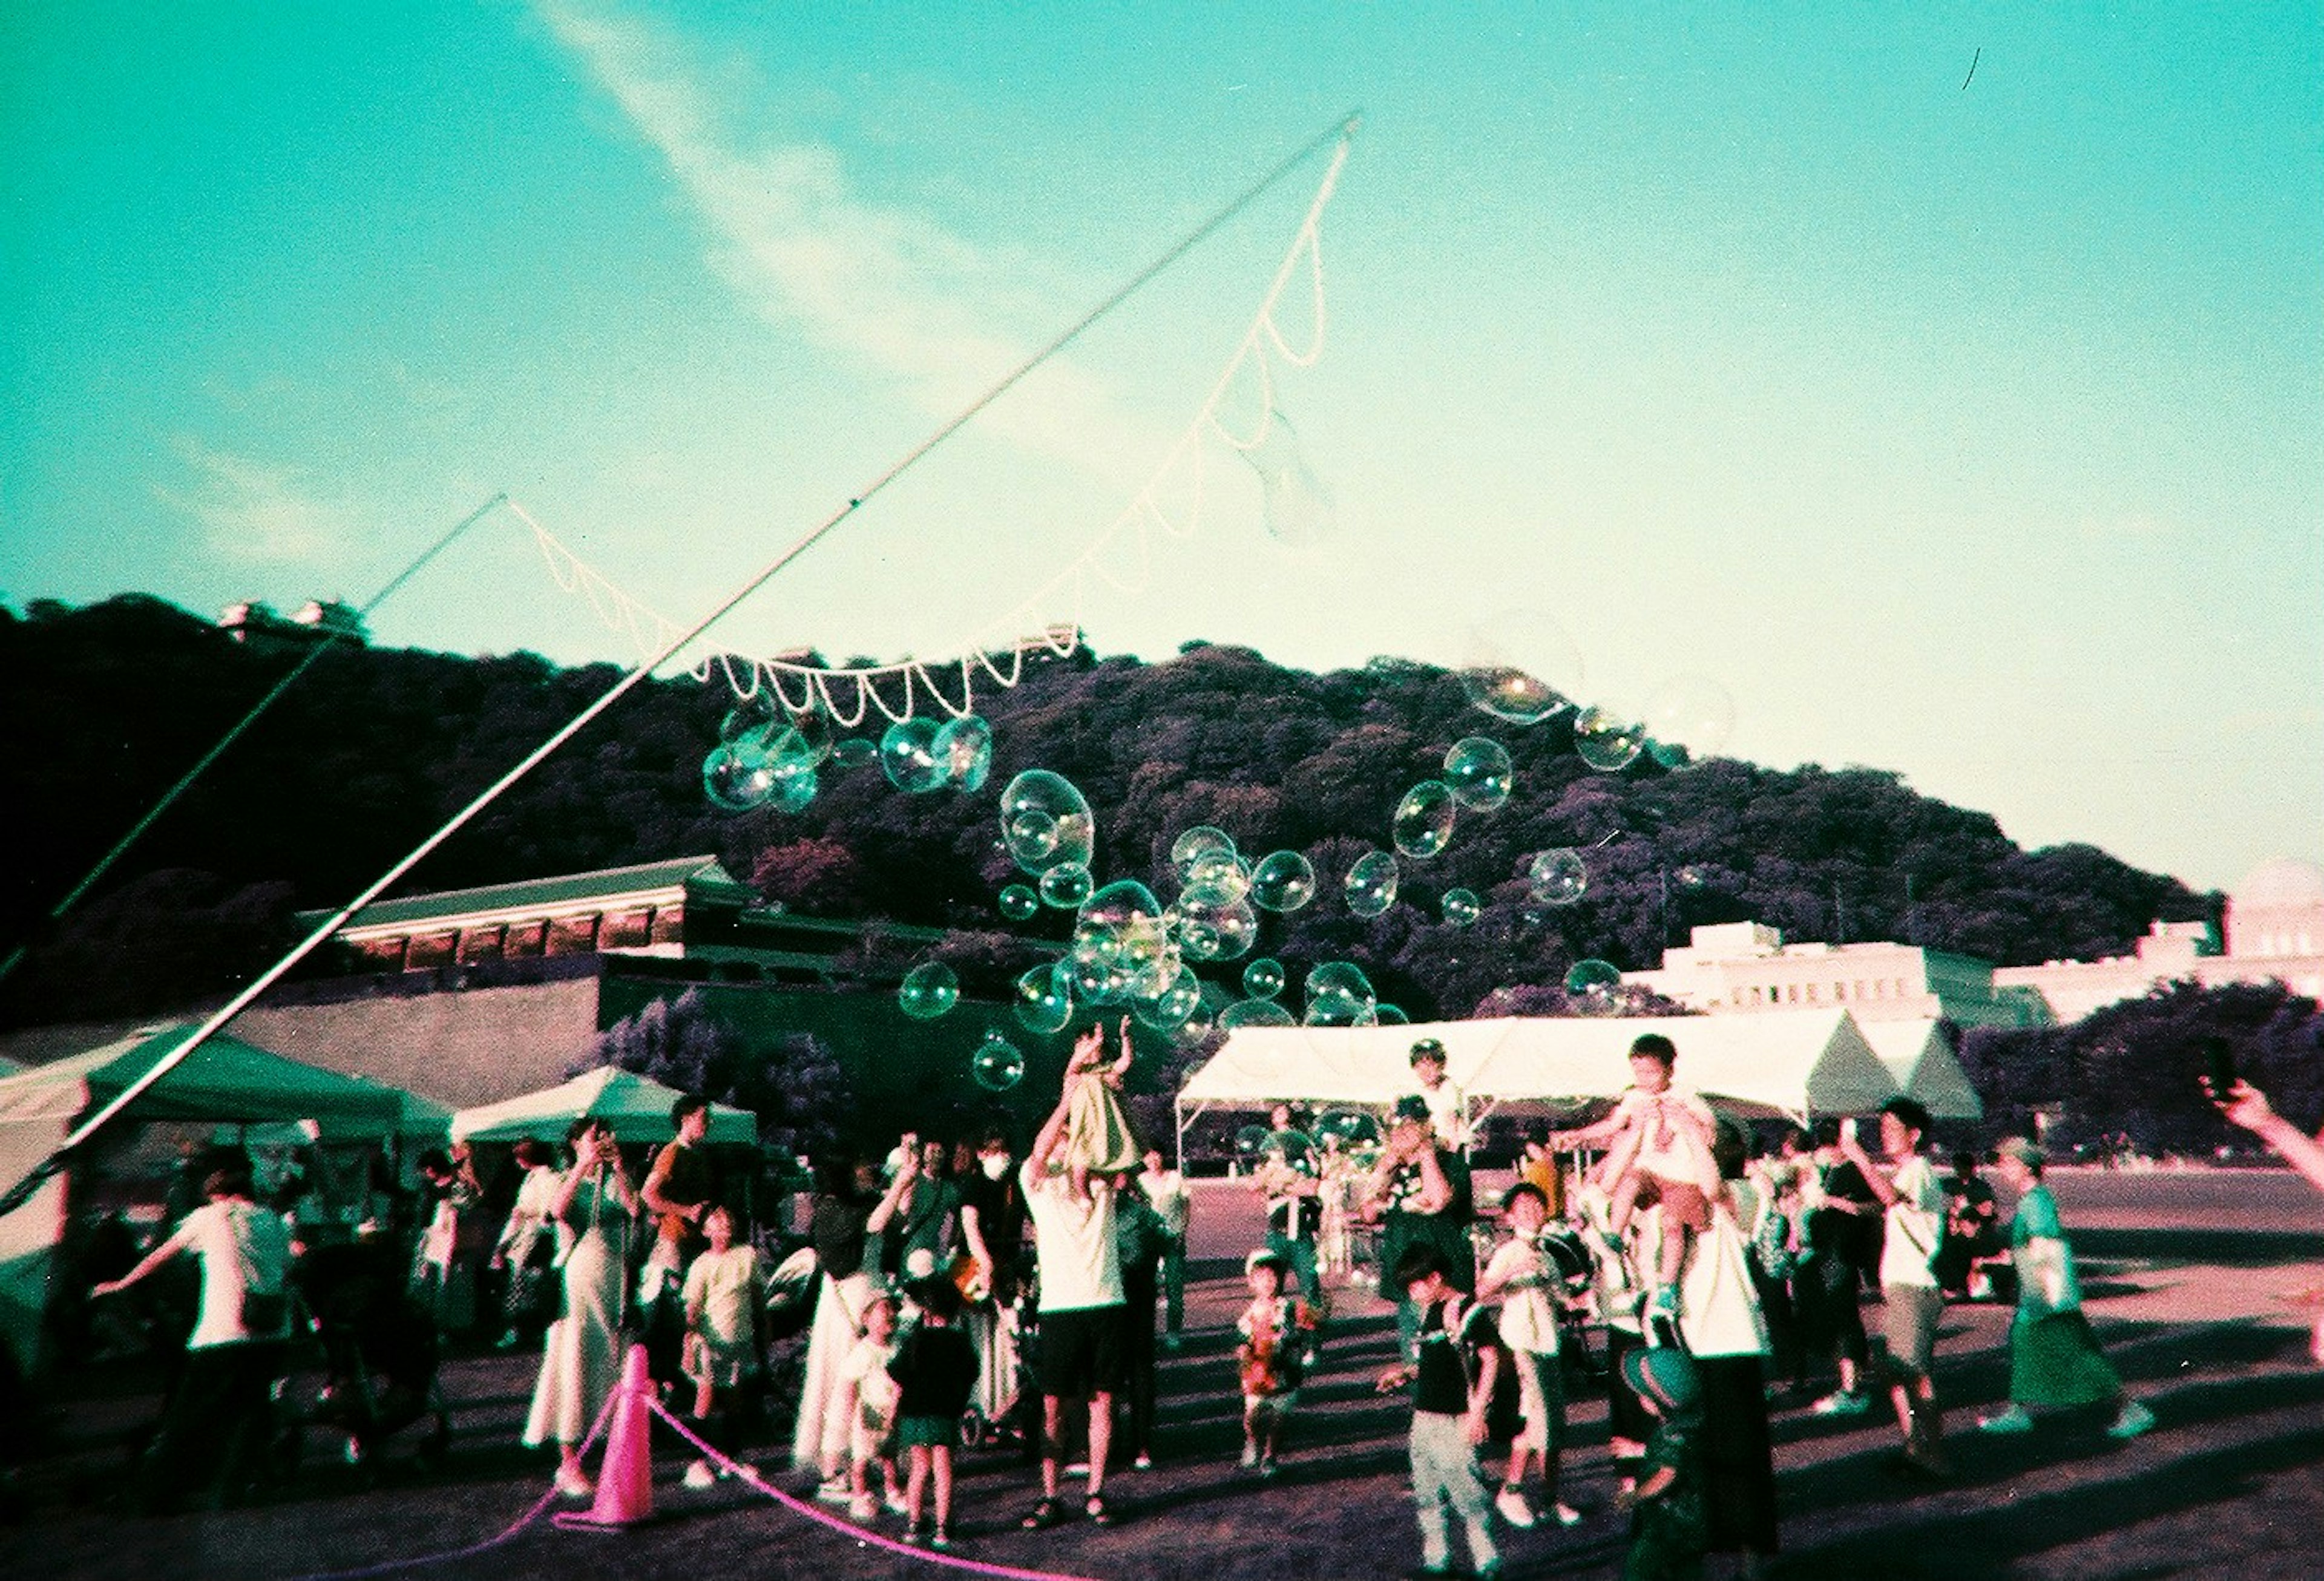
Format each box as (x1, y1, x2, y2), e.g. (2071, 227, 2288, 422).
(522, 1118, 640, 1498)
(2207, 1048, 2324, 1364)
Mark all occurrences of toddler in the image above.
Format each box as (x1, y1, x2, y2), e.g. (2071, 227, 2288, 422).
(1062, 1018, 1141, 1204)
(838, 1289, 905, 1522)
(1234, 1248, 1319, 1476)
(889, 1275, 979, 1548)
(680, 1204, 766, 1488)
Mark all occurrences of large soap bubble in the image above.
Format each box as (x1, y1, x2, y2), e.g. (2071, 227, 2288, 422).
(1238, 410, 1336, 548)
(1641, 675, 1736, 770)
(1249, 851, 1318, 913)
(1000, 770, 1096, 876)
(971, 1029, 1027, 1093)
(1134, 966, 1204, 1031)
(1174, 887, 1258, 962)
(1564, 957, 1626, 1013)
(1373, 1003, 1409, 1025)
(1013, 961, 1075, 1035)
(831, 737, 878, 770)
(1572, 705, 1646, 773)
(1218, 998, 1297, 1030)
(898, 961, 960, 1021)
(718, 690, 782, 745)
(1072, 880, 1175, 1005)
(1039, 861, 1094, 910)
(702, 741, 778, 813)
(769, 766, 819, 814)
(1233, 1123, 1274, 1161)
(1313, 1108, 1381, 1148)
(1393, 781, 1458, 860)
(997, 885, 1040, 923)
(1442, 888, 1482, 927)
(1528, 848, 1589, 906)
(879, 718, 949, 793)
(1242, 957, 1286, 1000)
(1344, 851, 1400, 917)
(934, 713, 994, 792)
(1304, 960, 1378, 1026)
(1459, 609, 1585, 725)
(1170, 826, 1238, 880)
(1442, 737, 1513, 811)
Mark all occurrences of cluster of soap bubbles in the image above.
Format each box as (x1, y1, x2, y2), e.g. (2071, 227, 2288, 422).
(701, 695, 834, 814)
(878, 713, 994, 795)
(1454, 606, 1736, 775)
(1237, 409, 1336, 548)
(1215, 958, 1394, 1030)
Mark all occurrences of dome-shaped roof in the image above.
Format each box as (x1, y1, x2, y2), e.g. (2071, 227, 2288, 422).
(2234, 858, 2324, 906)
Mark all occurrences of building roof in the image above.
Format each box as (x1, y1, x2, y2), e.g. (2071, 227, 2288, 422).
(2236, 858, 2324, 906)
(308, 855, 750, 937)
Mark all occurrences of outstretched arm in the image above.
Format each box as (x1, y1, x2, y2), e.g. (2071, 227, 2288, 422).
(2217, 1081, 2324, 1196)
(1029, 1024, 1104, 1174)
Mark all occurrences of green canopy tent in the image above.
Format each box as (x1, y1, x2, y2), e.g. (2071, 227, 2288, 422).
(0, 1024, 438, 1375)
(450, 1066, 758, 1147)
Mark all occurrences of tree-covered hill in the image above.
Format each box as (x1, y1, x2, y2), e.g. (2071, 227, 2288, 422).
(0, 595, 2217, 1028)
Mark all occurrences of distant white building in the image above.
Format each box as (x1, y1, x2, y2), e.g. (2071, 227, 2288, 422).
(1994, 858, 2324, 1023)
(1625, 921, 2048, 1029)
(1627, 859, 2324, 1029)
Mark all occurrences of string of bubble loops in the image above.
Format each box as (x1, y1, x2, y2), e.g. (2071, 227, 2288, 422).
(507, 126, 1350, 726)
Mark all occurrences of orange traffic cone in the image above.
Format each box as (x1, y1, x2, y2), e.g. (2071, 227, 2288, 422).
(557, 1343, 655, 1531)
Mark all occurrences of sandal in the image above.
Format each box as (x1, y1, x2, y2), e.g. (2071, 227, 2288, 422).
(1085, 1493, 1115, 1527)
(1021, 1497, 1066, 1531)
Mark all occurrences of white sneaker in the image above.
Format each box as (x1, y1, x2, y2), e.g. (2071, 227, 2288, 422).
(815, 1476, 854, 1504)
(2107, 1400, 2156, 1439)
(1978, 1404, 2034, 1434)
(1551, 1502, 1583, 1528)
(554, 1465, 594, 1499)
(1811, 1390, 1872, 1417)
(884, 1490, 910, 1517)
(683, 1461, 717, 1491)
(1494, 1485, 1535, 1528)
(847, 1493, 876, 1521)
(1239, 1442, 1259, 1468)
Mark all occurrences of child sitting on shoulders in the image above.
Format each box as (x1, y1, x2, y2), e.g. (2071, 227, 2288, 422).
(1061, 1018, 1142, 1205)
(1235, 1248, 1319, 1477)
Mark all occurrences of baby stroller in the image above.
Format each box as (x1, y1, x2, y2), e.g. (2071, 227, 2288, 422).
(288, 1239, 452, 1471)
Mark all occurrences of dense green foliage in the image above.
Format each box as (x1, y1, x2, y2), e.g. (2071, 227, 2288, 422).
(4, 595, 2218, 1036)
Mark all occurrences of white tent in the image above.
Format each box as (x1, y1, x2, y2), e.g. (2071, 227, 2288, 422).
(450, 1066, 758, 1147)
(1857, 1018, 1986, 1121)
(1176, 1010, 1902, 1155)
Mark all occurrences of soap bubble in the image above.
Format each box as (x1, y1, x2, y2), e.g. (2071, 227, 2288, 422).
(1174, 887, 1258, 961)
(971, 1029, 1026, 1093)
(1641, 675, 1736, 770)
(702, 741, 778, 813)
(1013, 961, 1075, 1035)
(1459, 609, 1585, 724)
(1442, 738, 1513, 811)
(1344, 851, 1400, 917)
(1234, 1123, 1273, 1160)
(898, 961, 960, 1021)
(1040, 862, 1094, 909)
(1249, 850, 1318, 913)
(997, 885, 1040, 923)
(1393, 781, 1458, 860)
(831, 737, 878, 770)
(764, 709, 834, 774)
(1260, 1127, 1316, 1166)
(1180, 851, 1250, 904)
(1564, 958, 1626, 1013)
(1242, 957, 1286, 1000)
(1218, 998, 1297, 1030)
(1305, 960, 1374, 1002)
(1000, 770, 1096, 876)
(1675, 864, 1710, 889)
(1572, 705, 1646, 773)
(879, 718, 949, 793)
(769, 766, 818, 814)
(1071, 881, 1174, 1005)
(1262, 457, 1336, 547)
(1442, 888, 1482, 927)
(1304, 960, 1377, 1026)
(934, 713, 994, 792)
(1170, 826, 1238, 880)
(1080, 879, 1166, 937)
(1314, 1108, 1380, 1148)
(718, 690, 781, 745)
(1528, 848, 1589, 906)
(1134, 967, 1204, 1031)
(1373, 1003, 1409, 1026)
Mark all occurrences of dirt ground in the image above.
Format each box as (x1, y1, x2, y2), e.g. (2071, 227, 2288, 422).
(7, 1170, 2320, 1581)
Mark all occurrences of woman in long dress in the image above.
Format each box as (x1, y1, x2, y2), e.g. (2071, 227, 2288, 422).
(791, 1153, 884, 1493)
(523, 1119, 640, 1497)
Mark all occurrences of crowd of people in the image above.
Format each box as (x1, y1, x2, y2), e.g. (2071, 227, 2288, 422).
(50, 1026, 2324, 1577)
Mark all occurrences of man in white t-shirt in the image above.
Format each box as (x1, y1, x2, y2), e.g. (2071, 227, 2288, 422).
(1840, 1096, 1949, 1478)
(95, 1159, 295, 1513)
(1018, 1021, 1128, 1533)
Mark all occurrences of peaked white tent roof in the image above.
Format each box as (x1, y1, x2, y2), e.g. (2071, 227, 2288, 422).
(450, 1066, 757, 1147)
(1856, 1018, 1986, 1121)
(1182, 1010, 1902, 1122)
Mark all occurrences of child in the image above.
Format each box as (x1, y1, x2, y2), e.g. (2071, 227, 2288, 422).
(1475, 1182, 1582, 1530)
(1062, 1018, 1142, 1205)
(1235, 1248, 1319, 1476)
(1619, 1346, 1709, 1581)
(838, 1289, 905, 1522)
(680, 1203, 766, 1488)
(890, 1274, 979, 1548)
(1549, 1034, 1719, 1338)
(1378, 1246, 1502, 1581)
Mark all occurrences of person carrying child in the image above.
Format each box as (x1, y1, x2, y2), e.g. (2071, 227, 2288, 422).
(1549, 1033, 1720, 1341)
(680, 1202, 767, 1488)
(890, 1275, 980, 1549)
(1235, 1248, 1319, 1478)
(1378, 1245, 1504, 1580)
(1619, 1346, 1710, 1581)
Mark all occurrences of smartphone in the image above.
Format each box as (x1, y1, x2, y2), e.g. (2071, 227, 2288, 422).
(2203, 1038, 2237, 1096)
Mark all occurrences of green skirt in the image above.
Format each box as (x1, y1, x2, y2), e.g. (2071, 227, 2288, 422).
(2009, 1309, 2121, 1407)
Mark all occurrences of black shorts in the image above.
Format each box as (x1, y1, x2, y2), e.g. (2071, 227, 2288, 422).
(1037, 1304, 1126, 1400)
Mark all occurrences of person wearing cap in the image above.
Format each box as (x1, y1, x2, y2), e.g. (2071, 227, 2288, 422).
(1366, 1092, 1476, 1366)
(1235, 1247, 1319, 1477)
(1406, 1038, 1475, 1153)
(1620, 1346, 1709, 1581)
(1977, 1137, 2156, 1442)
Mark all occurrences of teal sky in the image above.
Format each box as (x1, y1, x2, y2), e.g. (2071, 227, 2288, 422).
(4, 2, 2318, 895)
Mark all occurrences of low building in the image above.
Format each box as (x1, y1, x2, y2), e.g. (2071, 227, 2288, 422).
(1624, 920, 2048, 1029)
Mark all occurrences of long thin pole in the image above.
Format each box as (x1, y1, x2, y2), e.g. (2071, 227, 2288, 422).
(0, 112, 1361, 1219)
(0, 492, 508, 986)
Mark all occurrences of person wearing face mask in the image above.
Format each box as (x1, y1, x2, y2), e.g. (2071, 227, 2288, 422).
(957, 1128, 1029, 1443)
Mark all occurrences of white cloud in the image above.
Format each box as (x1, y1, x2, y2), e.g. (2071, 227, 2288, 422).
(531, 1, 1153, 475)
(155, 436, 348, 562)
